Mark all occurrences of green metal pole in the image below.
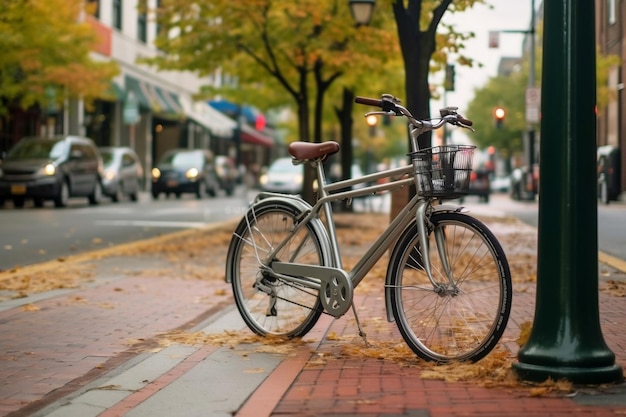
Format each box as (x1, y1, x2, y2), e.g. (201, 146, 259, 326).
(513, 0, 623, 384)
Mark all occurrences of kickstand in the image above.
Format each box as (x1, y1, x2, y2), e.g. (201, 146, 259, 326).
(350, 302, 369, 347)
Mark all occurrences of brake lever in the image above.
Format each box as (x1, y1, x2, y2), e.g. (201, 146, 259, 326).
(457, 122, 476, 132)
(365, 110, 396, 118)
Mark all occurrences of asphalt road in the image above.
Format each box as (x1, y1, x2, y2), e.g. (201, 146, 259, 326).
(2, 188, 625, 271)
(0, 187, 252, 270)
(478, 193, 626, 261)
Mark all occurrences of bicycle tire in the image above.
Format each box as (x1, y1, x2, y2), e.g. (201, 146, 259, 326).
(226, 200, 326, 338)
(387, 212, 512, 362)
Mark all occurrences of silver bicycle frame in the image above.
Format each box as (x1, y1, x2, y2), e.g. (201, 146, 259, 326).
(255, 160, 443, 290)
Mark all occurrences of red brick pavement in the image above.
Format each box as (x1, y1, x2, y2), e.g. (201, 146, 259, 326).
(262, 287, 626, 417)
(0, 256, 232, 417)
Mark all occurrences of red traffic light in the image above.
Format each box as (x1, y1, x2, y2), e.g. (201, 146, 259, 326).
(494, 107, 505, 129)
(494, 107, 506, 120)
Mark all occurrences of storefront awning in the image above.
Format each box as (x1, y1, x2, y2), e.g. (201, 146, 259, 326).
(241, 124, 274, 147)
(124, 75, 183, 119)
(180, 96, 237, 138)
(208, 99, 258, 124)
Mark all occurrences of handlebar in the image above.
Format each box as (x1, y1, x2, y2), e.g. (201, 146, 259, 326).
(355, 94, 474, 132)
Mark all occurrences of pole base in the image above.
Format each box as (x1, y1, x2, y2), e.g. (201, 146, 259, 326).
(513, 361, 624, 385)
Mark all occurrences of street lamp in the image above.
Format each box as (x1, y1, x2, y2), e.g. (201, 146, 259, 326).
(349, 0, 375, 26)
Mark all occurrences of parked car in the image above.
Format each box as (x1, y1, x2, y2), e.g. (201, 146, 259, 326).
(259, 157, 303, 195)
(490, 175, 511, 193)
(597, 145, 621, 204)
(510, 164, 539, 201)
(151, 149, 219, 200)
(100, 147, 143, 202)
(214, 155, 238, 196)
(461, 169, 491, 203)
(0, 135, 103, 208)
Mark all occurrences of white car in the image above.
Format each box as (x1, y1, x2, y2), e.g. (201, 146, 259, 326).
(259, 158, 303, 194)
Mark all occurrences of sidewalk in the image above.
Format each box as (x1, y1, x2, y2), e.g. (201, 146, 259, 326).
(0, 195, 625, 417)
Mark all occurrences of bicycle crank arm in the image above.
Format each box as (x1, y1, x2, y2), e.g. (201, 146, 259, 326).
(272, 262, 354, 318)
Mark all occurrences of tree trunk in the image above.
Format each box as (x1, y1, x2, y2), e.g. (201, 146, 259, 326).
(335, 87, 355, 212)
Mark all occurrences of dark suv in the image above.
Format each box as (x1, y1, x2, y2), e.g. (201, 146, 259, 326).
(151, 149, 220, 199)
(0, 136, 103, 208)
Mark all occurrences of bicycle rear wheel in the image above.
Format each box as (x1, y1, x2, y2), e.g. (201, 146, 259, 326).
(226, 200, 326, 338)
(388, 212, 512, 362)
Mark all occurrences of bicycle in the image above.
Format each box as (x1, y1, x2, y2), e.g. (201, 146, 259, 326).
(225, 94, 512, 363)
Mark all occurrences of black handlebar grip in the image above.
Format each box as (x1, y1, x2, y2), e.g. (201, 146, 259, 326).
(458, 116, 473, 127)
(354, 96, 383, 107)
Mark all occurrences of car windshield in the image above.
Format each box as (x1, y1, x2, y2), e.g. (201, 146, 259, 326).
(7, 139, 66, 161)
(269, 158, 299, 173)
(161, 151, 203, 169)
(100, 151, 115, 167)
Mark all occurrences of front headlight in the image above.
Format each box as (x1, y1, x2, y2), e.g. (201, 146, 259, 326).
(186, 168, 199, 179)
(42, 163, 56, 176)
(152, 168, 161, 179)
(103, 169, 117, 181)
(259, 174, 268, 185)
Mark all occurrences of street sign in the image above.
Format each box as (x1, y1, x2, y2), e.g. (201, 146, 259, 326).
(525, 87, 541, 123)
(488, 31, 499, 48)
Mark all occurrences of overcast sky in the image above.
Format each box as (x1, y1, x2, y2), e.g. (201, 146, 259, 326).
(431, 0, 535, 144)
(436, 1, 534, 111)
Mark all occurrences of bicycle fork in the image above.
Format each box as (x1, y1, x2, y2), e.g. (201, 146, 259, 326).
(415, 202, 458, 295)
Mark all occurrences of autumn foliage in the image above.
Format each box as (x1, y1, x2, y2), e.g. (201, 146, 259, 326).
(0, 0, 118, 115)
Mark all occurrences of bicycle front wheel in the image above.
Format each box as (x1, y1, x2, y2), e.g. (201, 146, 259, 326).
(226, 200, 326, 338)
(388, 212, 512, 362)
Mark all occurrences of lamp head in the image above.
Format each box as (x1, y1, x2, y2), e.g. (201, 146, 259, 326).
(349, 0, 376, 26)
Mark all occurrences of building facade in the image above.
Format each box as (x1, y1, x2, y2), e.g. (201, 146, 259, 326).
(596, 0, 626, 196)
(1, 0, 275, 188)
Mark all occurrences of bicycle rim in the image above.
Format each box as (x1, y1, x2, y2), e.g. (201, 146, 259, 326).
(389, 212, 512, 362)
(227, 202, 324, 338)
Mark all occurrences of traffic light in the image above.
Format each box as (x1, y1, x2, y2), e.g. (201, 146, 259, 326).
(494, 107, 505, 128)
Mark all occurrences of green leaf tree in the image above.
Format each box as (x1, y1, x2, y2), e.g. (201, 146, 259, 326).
(0, 0, 119, 116)
(465, 72, 527, 167)
(149, 0, 397, 202)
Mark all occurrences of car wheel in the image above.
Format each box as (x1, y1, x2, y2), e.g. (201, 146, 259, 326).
(12, 197, 25, 208)
(54, 181, 70, 208)
(89, 181, 103, 205)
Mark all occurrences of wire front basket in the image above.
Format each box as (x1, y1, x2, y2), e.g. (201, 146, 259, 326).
(410, 145, 476, 199)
